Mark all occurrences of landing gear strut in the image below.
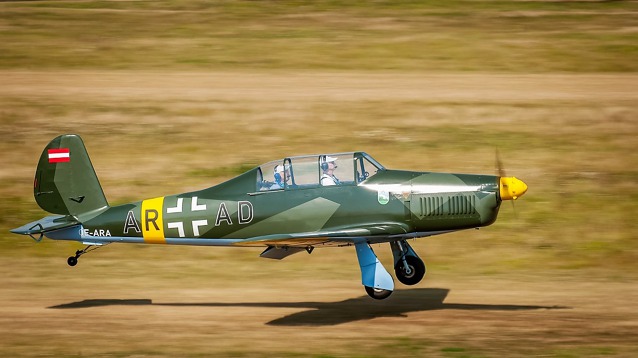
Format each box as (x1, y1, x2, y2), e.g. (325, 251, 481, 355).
(67, 244, 105, 267)
(391, 240, 426, 286)
(355, 242, 395, 300)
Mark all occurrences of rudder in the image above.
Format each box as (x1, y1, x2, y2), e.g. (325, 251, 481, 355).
(34, 134, 109, 216)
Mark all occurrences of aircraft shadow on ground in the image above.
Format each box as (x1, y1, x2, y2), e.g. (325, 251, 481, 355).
(48, 288, 569, 326)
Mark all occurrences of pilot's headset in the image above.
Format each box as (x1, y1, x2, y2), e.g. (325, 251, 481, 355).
(320, 160, 329, 172)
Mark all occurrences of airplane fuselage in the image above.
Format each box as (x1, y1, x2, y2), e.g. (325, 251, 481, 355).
(72, 169, 501, 246)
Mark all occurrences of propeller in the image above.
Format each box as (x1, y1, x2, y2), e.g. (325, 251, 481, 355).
(496, 149, 528, 212)
(496, 148, 506, 178)
(496, 149, 511, 213)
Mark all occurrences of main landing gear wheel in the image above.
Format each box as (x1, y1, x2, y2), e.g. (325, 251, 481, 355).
(365, 286, 393, 300)
(395, 255, 426, 286)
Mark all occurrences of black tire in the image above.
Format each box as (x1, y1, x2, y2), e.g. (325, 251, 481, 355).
(67, 256, 78, 267)
(365, 286, 393, 300)
(394, 256, 426, 286)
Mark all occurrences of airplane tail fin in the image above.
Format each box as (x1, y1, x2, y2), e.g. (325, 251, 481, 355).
(34, 134, 109, 216)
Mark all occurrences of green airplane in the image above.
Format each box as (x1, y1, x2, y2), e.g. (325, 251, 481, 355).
(11, 134, 527, 299)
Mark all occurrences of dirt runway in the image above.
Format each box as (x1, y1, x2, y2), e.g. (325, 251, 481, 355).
(1, 253, 637, 357)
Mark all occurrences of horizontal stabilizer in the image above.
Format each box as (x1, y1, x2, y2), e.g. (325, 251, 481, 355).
(10, 215, 79, 242)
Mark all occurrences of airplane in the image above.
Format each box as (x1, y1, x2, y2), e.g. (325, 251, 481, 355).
(11, 134, 528, 300)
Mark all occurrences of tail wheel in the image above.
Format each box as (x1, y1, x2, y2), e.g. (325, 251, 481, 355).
(395, 255, 426, 286)
(365, 286, 393, 300)
(65, 244, 108, 267)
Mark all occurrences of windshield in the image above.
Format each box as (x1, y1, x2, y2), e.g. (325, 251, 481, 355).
(355, 152, 384, 183)
(257, 152, 384, 191)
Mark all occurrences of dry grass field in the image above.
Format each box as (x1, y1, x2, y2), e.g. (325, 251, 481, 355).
(1, 1, 637, 357)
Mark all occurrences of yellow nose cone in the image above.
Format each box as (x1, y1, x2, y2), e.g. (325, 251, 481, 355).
(500, 177, 528, 200)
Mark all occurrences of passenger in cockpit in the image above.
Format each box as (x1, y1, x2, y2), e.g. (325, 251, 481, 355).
(270, 164, 290, 189)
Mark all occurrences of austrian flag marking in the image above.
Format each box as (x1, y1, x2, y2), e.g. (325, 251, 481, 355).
(48, 148, 70, 163)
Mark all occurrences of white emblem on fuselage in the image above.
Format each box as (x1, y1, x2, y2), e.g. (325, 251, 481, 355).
(192, 196, 206, 211)
(378, 191, 390, 205)
(164, 198, 254, 237)
(167, 198, 183, 213)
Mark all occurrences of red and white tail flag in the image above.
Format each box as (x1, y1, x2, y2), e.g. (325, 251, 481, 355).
(48, 148, 70, 163)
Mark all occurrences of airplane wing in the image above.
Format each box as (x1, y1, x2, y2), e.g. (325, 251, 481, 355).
(233, 222, 411, 248)
(234, 222, 461, 259)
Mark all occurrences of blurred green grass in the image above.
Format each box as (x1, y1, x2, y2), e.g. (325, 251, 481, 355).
(1, 0, 637, 72)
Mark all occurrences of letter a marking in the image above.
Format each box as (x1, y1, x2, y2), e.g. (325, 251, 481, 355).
(123, 210, 141, 234)
(215, 202, 232, 226)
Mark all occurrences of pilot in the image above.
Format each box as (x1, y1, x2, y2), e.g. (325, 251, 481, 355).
(320, 156, 340, 186)
(270, 164, 290, 189)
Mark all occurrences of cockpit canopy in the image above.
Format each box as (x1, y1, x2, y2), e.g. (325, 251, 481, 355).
(257, 152, 384, 191)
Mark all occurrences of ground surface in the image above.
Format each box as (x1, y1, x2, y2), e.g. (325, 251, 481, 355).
(1, 1, 637, 357)
(1, 71, 636, 357)
(2, 257, 637, 357)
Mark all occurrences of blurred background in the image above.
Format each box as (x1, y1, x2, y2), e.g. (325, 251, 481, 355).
(1, 1, 637, 357)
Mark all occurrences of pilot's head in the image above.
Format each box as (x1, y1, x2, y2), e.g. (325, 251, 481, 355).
(321, 156, 338, 173)
(274, 164, 290, 182)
